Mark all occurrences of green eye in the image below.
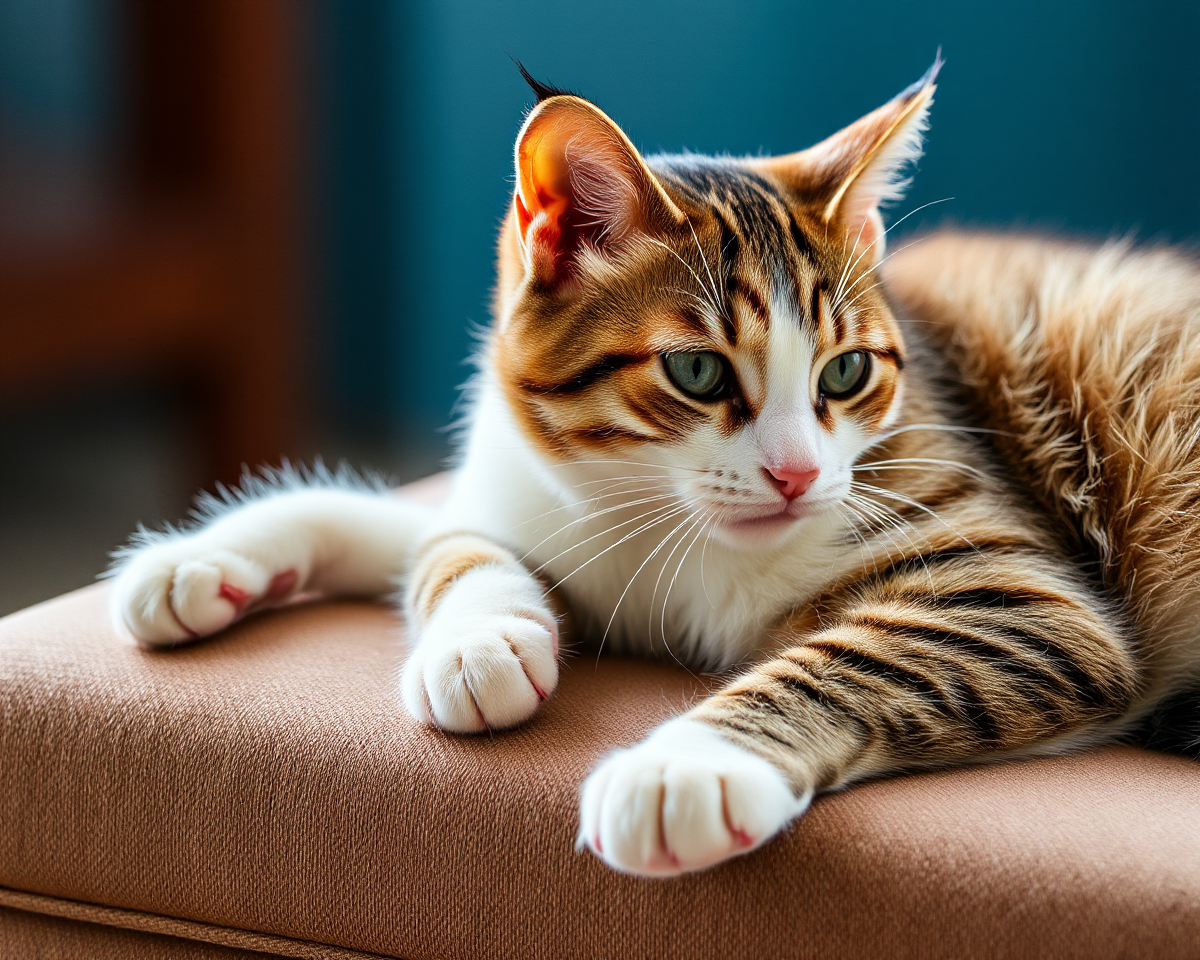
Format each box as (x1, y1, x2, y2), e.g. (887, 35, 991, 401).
(819, 351, 869, 398)
(663, 351, 727, 399)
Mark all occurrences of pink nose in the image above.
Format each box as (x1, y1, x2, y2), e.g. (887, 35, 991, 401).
(766, 465, 820, 500)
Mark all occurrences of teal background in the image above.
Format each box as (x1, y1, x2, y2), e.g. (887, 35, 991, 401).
(3, 0, 1199, 456)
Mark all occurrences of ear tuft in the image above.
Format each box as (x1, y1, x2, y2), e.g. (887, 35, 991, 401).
(512, 59, 580, 104)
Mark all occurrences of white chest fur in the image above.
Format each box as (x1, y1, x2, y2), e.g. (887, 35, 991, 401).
(443, 384, 853, 670)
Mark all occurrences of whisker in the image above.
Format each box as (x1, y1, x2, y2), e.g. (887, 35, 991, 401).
(648, 507, 702, 642)
(596, 504, 698, 659)
(844, 492, 937, 591)
(510, 479, 674, 532)
(871, 422, 1015, 443)
(645, 237, 721, 316)
(854, 457, 988, 481)
(828, 199, 954, 313)
(551, 501, 694, 591)
(660, 508, 713, 656)
(834, 278, 885, 317)
(524, 492, 681, 569)
(834, 501, 879, 571)
(572, 472, 677, 487)
(562, 458, 703, 474)
(699, 512, 719, 612)
(838, 498, 907, 577)
(685, 217, 723, 311)
(831, 215, 870, 308)
(851, 480, 976, 548)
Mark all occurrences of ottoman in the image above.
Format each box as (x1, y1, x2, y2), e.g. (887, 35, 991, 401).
(1, 479, 1198, 959)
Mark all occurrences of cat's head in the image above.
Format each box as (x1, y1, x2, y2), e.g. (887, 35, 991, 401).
(491, 61, 939, 547)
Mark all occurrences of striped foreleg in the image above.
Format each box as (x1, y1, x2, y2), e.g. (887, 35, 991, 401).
(694, 573, 1138, 794)
(401, 531, 561, 733)
(580, 549, 1139, 876)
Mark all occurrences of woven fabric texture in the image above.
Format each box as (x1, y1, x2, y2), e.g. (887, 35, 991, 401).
(0, 904, 278, 959)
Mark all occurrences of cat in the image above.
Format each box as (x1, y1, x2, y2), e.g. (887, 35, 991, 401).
(107, 58, 1200, 878)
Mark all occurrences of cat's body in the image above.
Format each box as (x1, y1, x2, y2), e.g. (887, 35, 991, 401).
(887, 232, 1200, 751)
(108, 66, 1198, 877)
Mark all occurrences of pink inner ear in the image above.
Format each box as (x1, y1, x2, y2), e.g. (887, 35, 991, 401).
(514, 99, 673, 287)
(518, 147, 637, 284)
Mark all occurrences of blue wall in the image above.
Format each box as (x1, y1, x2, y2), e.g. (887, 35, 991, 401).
(321, 0, 1199, 448)
(4, 0, 1197, 455)
(0, 0, 117, 149)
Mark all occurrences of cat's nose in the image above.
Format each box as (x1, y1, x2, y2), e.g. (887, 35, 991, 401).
(765, 465, 820, 500)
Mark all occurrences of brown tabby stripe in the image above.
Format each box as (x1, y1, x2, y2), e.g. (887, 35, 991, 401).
(841, 371, 896, 425)
(408, 533, 516, 624)
(842, 540, 1037, 595)
(875, 347, 906, 370)
(713, 208, 741, 276)
(568, 425, 661, 448)
(850, 481, 968, 530)
(810, 278, 827, 338)
(519, 354, 650, 396)
(729, 277, 766, 331)
(496, 143, 930, 460)
(847, 614, 1075, 702)
(787, 210, 819, 272)
(624, 389, 706, 433)
(678, 307, 713, 338)
(813, 397, 833, 430)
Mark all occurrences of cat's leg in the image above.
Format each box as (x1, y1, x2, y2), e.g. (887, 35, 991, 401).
(400, 531, 560, 733)
(110, 484, 430, 646)
(579, 549, 1139, 875)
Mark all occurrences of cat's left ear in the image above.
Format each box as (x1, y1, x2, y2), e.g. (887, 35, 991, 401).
(512, 92, 684, 291)
(752, 56, 941, 265)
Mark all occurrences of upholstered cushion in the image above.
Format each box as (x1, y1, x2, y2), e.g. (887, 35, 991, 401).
(1, 482, 1198, 959)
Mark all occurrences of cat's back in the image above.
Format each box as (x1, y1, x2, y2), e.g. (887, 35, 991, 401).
(884, 232, 1200, 695)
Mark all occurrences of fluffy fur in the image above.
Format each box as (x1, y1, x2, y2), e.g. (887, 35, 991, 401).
(107, 66, 1196, 877)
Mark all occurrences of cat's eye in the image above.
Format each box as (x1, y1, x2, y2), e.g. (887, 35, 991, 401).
(818, 351, 870, 399)
(663, 351, 727, 400)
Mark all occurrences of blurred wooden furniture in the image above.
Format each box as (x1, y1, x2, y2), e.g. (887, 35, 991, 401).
(0, 0, 304, 484)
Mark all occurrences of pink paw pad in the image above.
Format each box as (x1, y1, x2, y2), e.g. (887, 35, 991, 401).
(218, 583, 253, 613)
(730, 827, 756, 849)
(266, 569, 298, 602)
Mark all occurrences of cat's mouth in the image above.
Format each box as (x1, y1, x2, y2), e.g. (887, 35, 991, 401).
(714, 497, 835, 537)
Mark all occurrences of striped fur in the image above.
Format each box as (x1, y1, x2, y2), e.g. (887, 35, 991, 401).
(885, 232, 1200, 754)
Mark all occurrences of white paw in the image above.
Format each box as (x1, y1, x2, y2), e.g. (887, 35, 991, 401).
(109, 538, 299, 647)
(578, 718, 809, 876)
(401, 566, 559, 733)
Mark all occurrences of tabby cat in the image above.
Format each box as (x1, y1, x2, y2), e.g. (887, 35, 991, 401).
(109, 60, 1200, 877)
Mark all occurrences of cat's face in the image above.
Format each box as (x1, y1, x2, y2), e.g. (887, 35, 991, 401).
(493, 67, 937, 547)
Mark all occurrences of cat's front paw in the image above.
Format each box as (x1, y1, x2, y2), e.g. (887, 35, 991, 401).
(578, 718, 809, 876)
(400, 567, 559, 733)
(110, 539, 298, 647)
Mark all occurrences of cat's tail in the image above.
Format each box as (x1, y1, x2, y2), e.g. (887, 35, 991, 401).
(884, 231, 1200, 701)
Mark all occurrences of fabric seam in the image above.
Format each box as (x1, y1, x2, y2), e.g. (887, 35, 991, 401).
(0, 886, 400, 960)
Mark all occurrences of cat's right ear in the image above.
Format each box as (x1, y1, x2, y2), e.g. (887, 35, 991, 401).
(751, 57, 941, 266)
(513, 96, 682, 291)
